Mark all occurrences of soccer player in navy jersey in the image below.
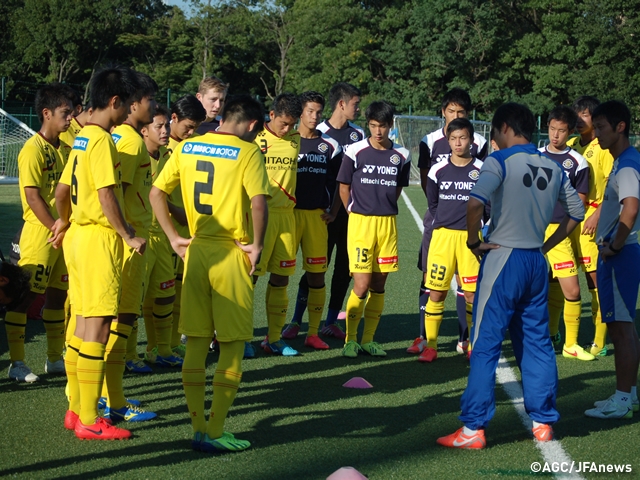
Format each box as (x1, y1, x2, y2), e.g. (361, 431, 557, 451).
(289, 83, 364, 340)
(281, 92, 342, 349)
(409, 88, 488, 357)
(337, 101, 411, 358)
(420, 118, 484, 363)
(539, 105, 592, 361)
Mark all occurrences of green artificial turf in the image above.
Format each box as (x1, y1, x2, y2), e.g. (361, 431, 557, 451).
(0, 184, 639, 479)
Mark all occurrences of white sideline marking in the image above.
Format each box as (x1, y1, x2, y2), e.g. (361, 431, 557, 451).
(402, 191, 583, 480)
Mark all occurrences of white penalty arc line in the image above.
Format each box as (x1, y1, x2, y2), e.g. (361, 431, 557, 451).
(401, 191, 584, 480)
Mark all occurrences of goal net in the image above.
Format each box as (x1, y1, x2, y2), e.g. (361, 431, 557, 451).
(391, 115, 492, 184)
(0, 107, 36, 184)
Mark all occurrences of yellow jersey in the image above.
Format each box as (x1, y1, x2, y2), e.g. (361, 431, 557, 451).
(567, 136, 614, 216)
(18, 133, 71, 225)
(66, 124, 123, 229)
(59, 117, 84, 149)
(149, 145, 172, 235)
(113, 123, 152, 230)
(254, 125, 300, 210)
(154, 131, 270, 242)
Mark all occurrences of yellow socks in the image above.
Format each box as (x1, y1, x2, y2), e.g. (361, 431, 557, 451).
(361, 291, 384, 345)
(590, 288, 607, 349)
(4, 311, 26, 362)
(306, 286, 326, 336)
(126, 319, 139, 362)
(142, 295, 156, 353)
(77, 341, 106, 426)
(425, 300, 445, 349)
(182, 336, 209, 434)
(547, 282, 563, 336)
(563, 298, 582, 347)
(266, 284, 288, 342)
(466, 302, 473, 350)
(345, 290, 366, 343)
(207, 340, 244, 439)
(103, 323, 132, 410)
(65, 335, 83, 414)
(153, 302, 174, 357)
(170, 300, 180, 349)
(174, 279, 183, 341)
(43, 308, 66, 363)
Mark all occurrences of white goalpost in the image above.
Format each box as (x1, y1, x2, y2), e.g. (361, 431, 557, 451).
(0, 107, 36, 184)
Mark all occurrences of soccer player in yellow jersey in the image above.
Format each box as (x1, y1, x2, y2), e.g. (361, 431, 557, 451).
(150, 94, 269, 453)
(52, 65, 145, 440)
(5, 83, 74, 383)
(94, 72, 160, 423)
(253, 93, 302, 356)
(140, 106, 180, 364)
(567, 96, 615, 357)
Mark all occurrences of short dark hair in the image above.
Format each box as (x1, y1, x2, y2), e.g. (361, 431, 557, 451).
(572, 96, 600, 116)
(365, 100, 395, 125)
(441, 88, 472, 113)
(547, 105, 577, 131)
(90, 65, 140, 110)
(0, 261, 31, 309)
(131, 72, 158, 103)
(221, 94, 265, 133)
(328, 82, 361, 110)
(299, 91, 325, 111)
(491, 102, 535, 142)
(34, 83, 73, 123)
(272, 92, 302, 119)
(446, 117, 474, 138)
(593, 100, 631, 138)
(153, 104, 170, 120)
(171, 94, 206, 122)
(63, 86, 83, 109)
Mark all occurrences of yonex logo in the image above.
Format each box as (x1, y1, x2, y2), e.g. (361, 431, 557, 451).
(468, 170, 480, 181)
(183, 142, 240, 160)
(318, 143, 328, 153)
(350, 132, 359, 141)
(390, 154, 401, 165)
(437, 154, 449, 163)
(73, 137, 89, 151)
(562, 159, 574, 169)
(363, 165, 375, 173)
(523, 164, 553, 190)
(441, 181, 452, 190)
(112, 133, 122, 144)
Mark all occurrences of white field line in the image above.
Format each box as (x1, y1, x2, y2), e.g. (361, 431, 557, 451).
(401, 190, 583, 480)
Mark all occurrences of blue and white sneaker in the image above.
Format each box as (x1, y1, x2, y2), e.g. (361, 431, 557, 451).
(192, 431, 251, 453)
(585, 396, 633, 419)
(243, 342, 256, 359)
(125, 358, 153, 373)
(264, 339, 298, 356)
(105, 403, 157, 422)
(98, 396, 141, 410)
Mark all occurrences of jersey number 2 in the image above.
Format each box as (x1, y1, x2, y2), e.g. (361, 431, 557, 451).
(194, 160, 214, 215)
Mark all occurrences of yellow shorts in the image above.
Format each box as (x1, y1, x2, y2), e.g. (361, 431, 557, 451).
(570, 222, 598, 273)
(545, 223, 578, 278)
(74, 224, 123, 318)
(426, 228, 480, 292)
(119, 232, 148, 315)
(294, 208, 328, 273)
(18, 222, 68, 294)
(145, 231, 176, 299)
(63, 222, 78, 307)
(254, 209, 296, 277)
(180, 238, 254, 341)
(347, 213, 398, 274)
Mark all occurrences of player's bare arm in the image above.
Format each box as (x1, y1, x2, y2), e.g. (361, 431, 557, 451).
(235, 194, 268, 276)
(24, 186, 56, 231)
(541, 215, 580, 255)
(339, 183, 350, 211)
(48, 182, 72, 248)
(600, 196, 639, 261)
(321, 185, 341, 224)
(98, 185, 146, 254)
(582, 203, 602, 235)
(149, 185, 190, 259)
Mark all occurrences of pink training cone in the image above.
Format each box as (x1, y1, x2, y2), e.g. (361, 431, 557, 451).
(343, 377, 373, 389)
(337, 311, 347, 320)
(327, 467, 368, 480)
